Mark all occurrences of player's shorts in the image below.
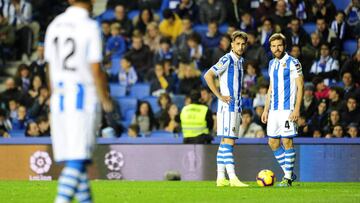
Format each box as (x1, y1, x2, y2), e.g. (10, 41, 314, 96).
(267, 110, 298, 138)
(216, 105, 241, 139)
(51, 105, 101, 162)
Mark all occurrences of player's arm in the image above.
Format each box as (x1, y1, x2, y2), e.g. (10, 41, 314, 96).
(204, 70, 231, 104)
(92, 63, 113, 112)
(289, 75, 304, 122)
(261, 81, 272, 124)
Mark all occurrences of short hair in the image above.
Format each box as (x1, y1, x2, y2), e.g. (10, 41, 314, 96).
(122, 53, 132, 63)
(231, 31, 248, 43)
(162, 9, 174, 19)
(242, 109, 253, 117)
(160, 37, 172, 45)
(187, 33, 201, 44)
(269, 33, 286, 46)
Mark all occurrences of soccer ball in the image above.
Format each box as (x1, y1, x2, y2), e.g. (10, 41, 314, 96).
(256, 169, 276, 186)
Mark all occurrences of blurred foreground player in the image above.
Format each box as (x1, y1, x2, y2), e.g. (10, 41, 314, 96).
(45, 0, 113, 202)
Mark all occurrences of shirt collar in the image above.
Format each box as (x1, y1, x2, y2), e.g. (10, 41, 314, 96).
(66, 6, 89, 18)
(229, 51, 243, 63)
(275, 52, 289, 63)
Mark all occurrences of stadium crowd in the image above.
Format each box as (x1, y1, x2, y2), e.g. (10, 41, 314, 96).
(0, 0, 359, 139)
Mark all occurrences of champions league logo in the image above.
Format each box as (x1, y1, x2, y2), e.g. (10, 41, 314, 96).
(104, 150, 124, 180)
(29, 151, 52, 181)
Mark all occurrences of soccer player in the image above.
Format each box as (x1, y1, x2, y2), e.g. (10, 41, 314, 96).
(204, 31, 249, 187)
(261, 33, 304, 187)
(44, 0, 113, 202)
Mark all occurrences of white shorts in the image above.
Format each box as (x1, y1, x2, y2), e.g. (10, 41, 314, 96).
(217, 106, 241, 139)
(267, 110, 298, 138)
(51, 106, 101, 162)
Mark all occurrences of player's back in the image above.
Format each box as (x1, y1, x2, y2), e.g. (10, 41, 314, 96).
(45, 6, 102, 113)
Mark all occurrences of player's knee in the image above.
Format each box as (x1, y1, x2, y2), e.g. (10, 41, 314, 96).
(268, 139, 280, 150)
(221, 138, 235, 145)
(282, 139, 293, 149)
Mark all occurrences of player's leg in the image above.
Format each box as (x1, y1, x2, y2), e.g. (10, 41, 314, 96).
(75, 165, 92, 203)
(55, 160, 86, 203)
(282, 138, 296, 181)
(216, 111, 229, 186)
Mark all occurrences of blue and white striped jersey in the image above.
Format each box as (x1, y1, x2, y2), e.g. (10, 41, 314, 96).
(269, 53, 302, 111)
(210, 51, 243, 113)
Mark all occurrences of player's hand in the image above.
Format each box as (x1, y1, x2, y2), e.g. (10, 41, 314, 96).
(219, 96, 231, 104)
(102, 98, 113, 113)
(261, 111, 268, 124)
(289, 110, 300, 122)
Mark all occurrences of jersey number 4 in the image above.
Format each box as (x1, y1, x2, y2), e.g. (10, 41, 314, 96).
(53, 37, 76, 71)
(285, 121, 290, 129)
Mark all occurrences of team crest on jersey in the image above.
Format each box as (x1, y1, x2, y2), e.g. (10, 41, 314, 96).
(282, 63, 286, 67)
(232, 127, 236, 132)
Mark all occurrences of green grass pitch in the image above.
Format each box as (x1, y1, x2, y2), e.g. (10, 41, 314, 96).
(1, 181, 359, 203)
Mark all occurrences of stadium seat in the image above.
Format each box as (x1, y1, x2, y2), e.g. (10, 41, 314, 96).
(333, 0, 350, 10)
(9, 130, 25, 137)
(143, 96, 161, 114)
(150, 130, 175, 138)
(110, 83, 126, 97)
(123, 109, 136, 127)
(129, 83, 151, 99)
(109, 58, 121, 77)
(193, 24, 208, 34)
(97, 9, 115, 22)
(343, 40, 357, 55)
(172, 94, 186, 110)
(127, 10, 140, 20)
(116, 96, 138, 119)
(219, 23, 228, 34)
(242, 98, 253, 110)
(302, 23, 316, 35)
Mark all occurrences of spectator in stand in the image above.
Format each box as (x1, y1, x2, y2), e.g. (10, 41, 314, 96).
(0, 108, 11, 137)
(239, 12, 256, 33)
(127, 124, 140, 138)
(330, 11, 347, 42)
(225, 0, 242, 25)
(118, 54, 137, 93)
(212, 34, 231, 64)
(28, 86, 49, 119)
(239, 109, 265, 138)
(25, 121, 40, 137)
(255, 0, 275, 24)
(133, 8, 158, 35)
(309, 99, 328, 137)
(253, 99, 266, 131)
(155, 93, 172, 119)
(341, 95, 360, 126)
(160, 103, 181, 133)
(29, 43, 46, 81)
(323, 109, 342, 137)
(310, 42, 339, 86)
(341, 41, 360, 85)
(8, 99, 18, 120)
(0, 77, 25, 106)
(347, 123, 359, 138)
(186, 33, 204, 69)
(288, 0, 307, 21)
(200, 87, 217, 113)
(174, 16, 194, 56)
(27, 75, 42, 105)
(301, 83, 318, 121)
(159, 9, 182, 43)
(101, 21, 111, 56)
(11, 104, 28, 130)
(131, 101, 157, 136)
(315, 17, 337, 45)
(154, 37, 174, 65)
(150, 62, 172, 96)
(37, 116, 50, 136)
(271, 0, 292, 32)
(200, 21, 222, 49)
(345, 0, 360, 38)
(127, 32, 153, 81)
(143, 22, 161, 52)
(313, 77, 330, 100)
(199, 0, 226, 25)
(177, 61, 201, 95)
(340, 71, 360, 100)
(302, 32, 321, 79)
(14, 63, 30, 93)
(328, 124, 344, 138)
(243, 61, 263, 95)
(285, 17, 309, 49)
(0, 12, 15, 67)
(253, 83, 268, 111)
(258, 18, 274, 57)
(105, 23, 126, 60)
(297, 115, 311, 137)
(289, 45, 302, 60)
(175, 0, 198, 23)
(308, 0, 336, 23)
(113, 4, 133, 39)
(327, 86, 344, 112)
(243, 30, 269, 69)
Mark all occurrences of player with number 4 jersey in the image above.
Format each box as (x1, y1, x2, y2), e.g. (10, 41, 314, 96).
(261, 33, 304, 187)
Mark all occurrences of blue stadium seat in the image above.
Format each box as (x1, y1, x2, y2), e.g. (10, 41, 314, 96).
(116, 96, 138, 119)
(123, 109, 136, 127)
(110, 83, 126, 97)
(109, 58, 121, 77)
(9, 130, 25, 137)
(333, 0, 350, 10)
(129, 83, 151, 99)
(172, 94, 186, 110)
(97, 9, 115, 22)
(343, 40, 357, 55)
(302, 23, 316, 35)
(127, 10, 140, 20)
(219, 24, 228, 34)
(150, 130, 174, 138)
(242, 98, 253, 110)
(193, 24, 208, 34)
(143, 96, 160, 114)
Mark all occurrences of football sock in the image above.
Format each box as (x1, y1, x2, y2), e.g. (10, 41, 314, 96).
(273, 146, 286, 173)
(284, 148, 296, 180)
(216, 144, 226, 179)
(222, 144, 237, 179)
(75, 172, 92, 203)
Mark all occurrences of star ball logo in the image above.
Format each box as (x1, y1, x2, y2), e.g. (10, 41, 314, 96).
(104, 150, 124, 179)
(29, 151, 52, 180)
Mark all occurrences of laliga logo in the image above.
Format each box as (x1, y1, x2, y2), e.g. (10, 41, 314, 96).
(30, 151, 52, 175)
(104, 150, 124, 171)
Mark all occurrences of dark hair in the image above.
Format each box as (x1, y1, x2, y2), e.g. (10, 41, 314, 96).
(187, 32, 201, 44)
(242, 109, 253, 117)
(136, 101, 157, 129)
(190, 89, 201, 103)
(222, 34, 232, 42)
(162, 9, 174, 20)
(157, 93, 172, 108)
(330, 86, 344, 97)
(244, 60, 260, 76)
(160, 37, 172, 45)
(122, 53, 132, 64)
